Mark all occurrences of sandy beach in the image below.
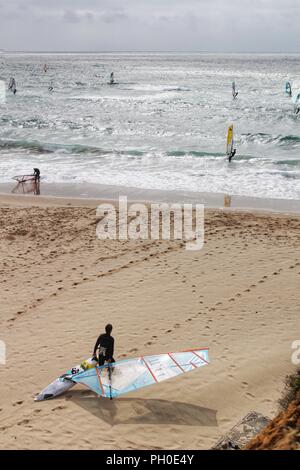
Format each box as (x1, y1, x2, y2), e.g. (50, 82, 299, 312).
(0, 193, 299, 450)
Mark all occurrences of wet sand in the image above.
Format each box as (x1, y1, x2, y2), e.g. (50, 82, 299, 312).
(1, 181, 300, 213)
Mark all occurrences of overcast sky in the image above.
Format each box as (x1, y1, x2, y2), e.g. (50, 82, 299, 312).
(0, 0, 299, 52)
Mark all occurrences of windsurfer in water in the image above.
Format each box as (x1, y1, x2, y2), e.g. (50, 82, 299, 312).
(8, 77, 17, 95)
(286, 82, 292, 97)
(93, 324, 115, 366)
(228, 149, 236, 163)
(110, 72, 115, 85)
(232, 82, 238, 99)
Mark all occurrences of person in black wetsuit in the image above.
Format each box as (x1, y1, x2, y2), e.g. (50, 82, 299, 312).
(33, 168, 40, 181)
(228, 149, 236, 163)
(93, 324, 115, 366)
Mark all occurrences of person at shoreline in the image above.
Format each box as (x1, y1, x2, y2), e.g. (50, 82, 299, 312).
(33, 168, 40, 182)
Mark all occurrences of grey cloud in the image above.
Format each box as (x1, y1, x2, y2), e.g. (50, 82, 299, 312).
(63, 10, 81, 24)
(101, 12, 128, 24)
(0, 0, 299, 52)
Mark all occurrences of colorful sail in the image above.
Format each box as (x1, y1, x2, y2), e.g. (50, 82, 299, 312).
(226, 125, 234, 157)
(72, 348, 210, 399)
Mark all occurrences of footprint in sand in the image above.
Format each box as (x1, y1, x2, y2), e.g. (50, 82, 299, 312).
(17, 419, 30, 426)
(52, 406, 66, 411)
(80, 391, 92, 397)
(129, 348, 138, 353)
(263, 398, 273, 404)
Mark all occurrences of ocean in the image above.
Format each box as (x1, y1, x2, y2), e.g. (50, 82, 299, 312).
(0, 52, 300, 201)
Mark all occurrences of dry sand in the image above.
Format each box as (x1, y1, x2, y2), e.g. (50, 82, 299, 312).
(0, 194, 299, 450)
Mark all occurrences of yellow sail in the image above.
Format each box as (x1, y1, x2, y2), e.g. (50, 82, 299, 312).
(226, 125, 234, 156)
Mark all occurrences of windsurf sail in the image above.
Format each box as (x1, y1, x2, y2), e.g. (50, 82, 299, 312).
(8, 77, 17, 94)
(12, 175, 36, 183)
(292, 89, 300, 104)
(292, 89, 300, 114)
(226, 125, 234, 157)
(285, 82, 292, 96)
(232, 82, 238, 99)
(72, 348, 209, 399)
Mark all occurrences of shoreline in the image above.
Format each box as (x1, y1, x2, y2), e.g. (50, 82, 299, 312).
(1, 182, 300, 214)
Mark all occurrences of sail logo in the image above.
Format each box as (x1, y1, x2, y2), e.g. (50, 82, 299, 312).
(0, 80, 5, 104)
(96, 196, 204, 251)
(0, 340, 6, 366)
(291, 341, 300, 365)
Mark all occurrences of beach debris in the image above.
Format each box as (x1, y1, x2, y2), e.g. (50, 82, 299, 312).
(212, 411, 270, 450)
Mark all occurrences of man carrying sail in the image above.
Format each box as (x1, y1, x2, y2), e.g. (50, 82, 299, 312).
(93, 324, 115, 399)
(93, 324, 115, 366)
(33, 168, 41, 182)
